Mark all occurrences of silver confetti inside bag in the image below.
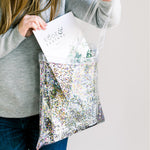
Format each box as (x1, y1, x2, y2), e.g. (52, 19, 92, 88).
(36, 1, 113, 149)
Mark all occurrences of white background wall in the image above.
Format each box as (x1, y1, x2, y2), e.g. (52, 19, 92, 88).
(148, 0, 150, 149)
(68, 0, 149, 150)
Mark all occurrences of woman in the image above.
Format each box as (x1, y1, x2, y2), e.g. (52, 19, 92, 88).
(0, 0, 121, 149)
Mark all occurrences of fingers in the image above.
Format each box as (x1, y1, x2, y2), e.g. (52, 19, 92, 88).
(18, 14, 47, 37)
(24, 14, 47, 30)
(29, 22, 39, 31)
(27, 15, 47, 30)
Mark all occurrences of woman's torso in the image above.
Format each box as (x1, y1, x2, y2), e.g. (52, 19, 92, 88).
(0, 0, 65, 118)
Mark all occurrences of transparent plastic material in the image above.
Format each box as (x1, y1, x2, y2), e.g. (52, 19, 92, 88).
(36, 1, 112, 149)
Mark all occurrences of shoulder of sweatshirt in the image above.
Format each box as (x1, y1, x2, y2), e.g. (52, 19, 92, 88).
(65, 0, 122, 29)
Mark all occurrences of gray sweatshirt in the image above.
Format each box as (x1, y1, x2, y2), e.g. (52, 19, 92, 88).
(0, 0, 121, 118)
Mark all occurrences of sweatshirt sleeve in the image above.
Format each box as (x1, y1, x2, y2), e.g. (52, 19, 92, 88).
(0, 24, 26, 59)
(65, 0, 122, 29)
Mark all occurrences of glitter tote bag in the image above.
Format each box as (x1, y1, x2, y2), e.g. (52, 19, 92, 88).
(33, 1, 113, 149)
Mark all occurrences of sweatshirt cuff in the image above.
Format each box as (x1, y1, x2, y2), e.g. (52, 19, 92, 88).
(13, 24, 26, 42)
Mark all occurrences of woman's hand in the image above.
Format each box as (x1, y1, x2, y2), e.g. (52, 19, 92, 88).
(102, 0, 112, 1)
(18, 14, 47, 37)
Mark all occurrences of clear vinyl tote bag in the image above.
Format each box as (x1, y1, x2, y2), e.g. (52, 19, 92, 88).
(33, 1, 113, 149)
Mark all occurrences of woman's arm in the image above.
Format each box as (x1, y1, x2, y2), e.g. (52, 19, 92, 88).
(0, 7, 26, 59)
(0, 24, 26, 59)
(0, 11, 46, 59)
(65, 0, 122, 28)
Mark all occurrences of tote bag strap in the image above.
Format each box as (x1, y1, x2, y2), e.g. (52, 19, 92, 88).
(82, 0, 113, 58)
